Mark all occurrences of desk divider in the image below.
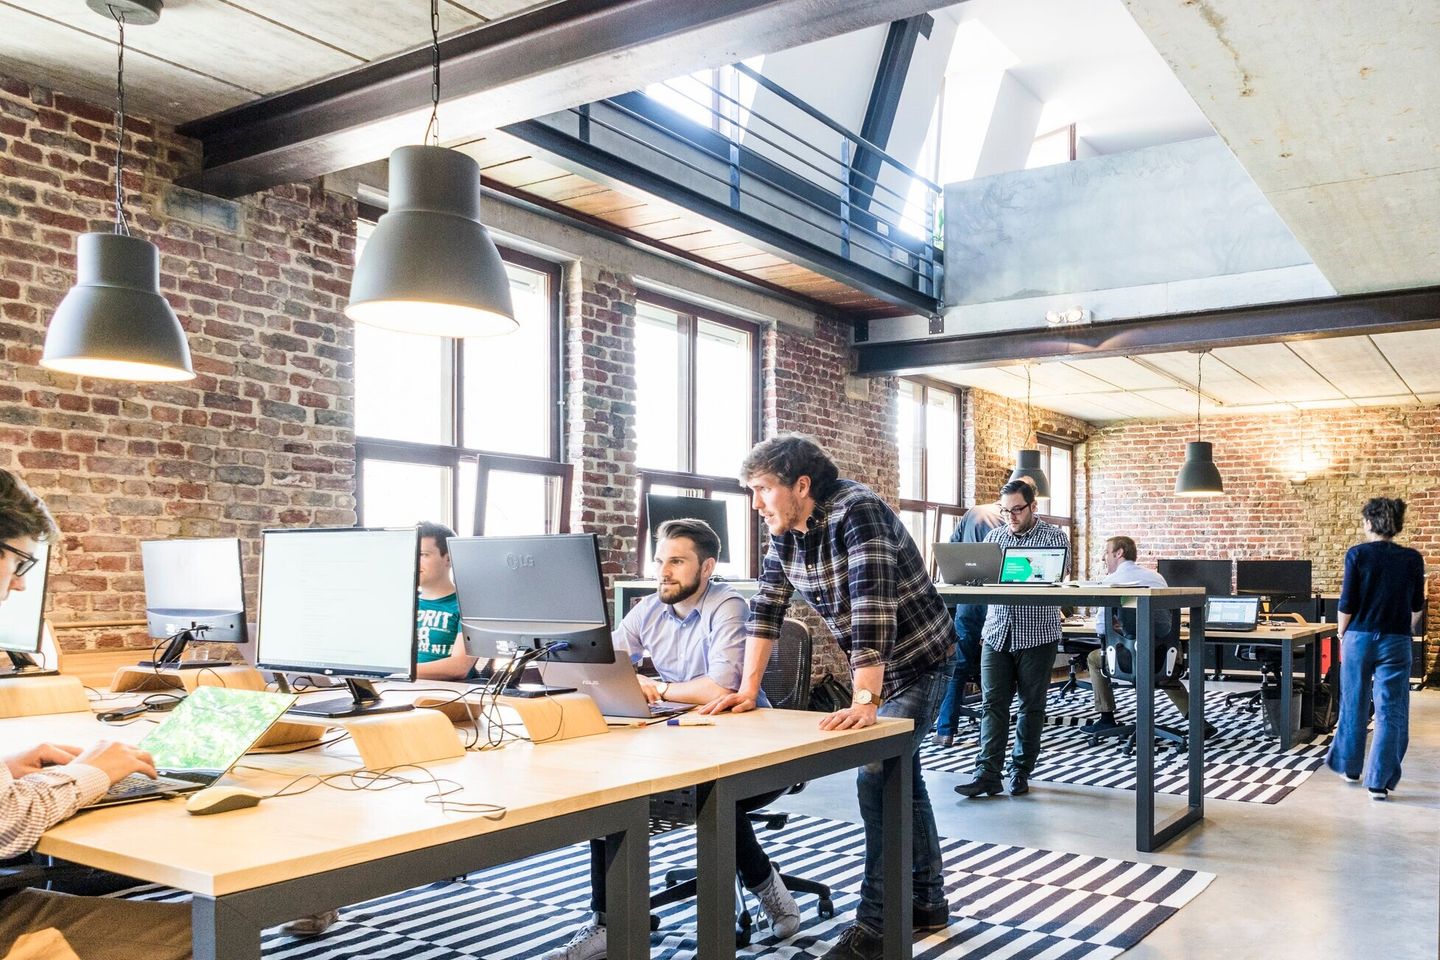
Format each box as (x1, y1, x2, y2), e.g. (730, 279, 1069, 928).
(0, 674, 89, 718)
(339, 708, 467, 769)
(110, 664, 266, 694)
(413, 692, 609, 744)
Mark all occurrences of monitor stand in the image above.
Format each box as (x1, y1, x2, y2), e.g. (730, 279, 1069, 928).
(288, 678, 414, 719)
(0, 651, 57, 678)
(136, 629, 236, 670)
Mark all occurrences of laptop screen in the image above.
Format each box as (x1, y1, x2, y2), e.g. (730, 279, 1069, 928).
(138, 686, 295, 772)
(998, 546, 1068, 583)
(1206, 595, 1260, 628)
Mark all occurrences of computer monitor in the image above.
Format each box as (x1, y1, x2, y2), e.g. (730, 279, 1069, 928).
(140, 537, 246, 668)
(1236, 559, 1312, 606)
(256, 527, 419, 718)
(450, 533, 615, 665)
(0, 539, 53, 676)
(644, 493, 731, 564)
(1157, 559, 1233, 598)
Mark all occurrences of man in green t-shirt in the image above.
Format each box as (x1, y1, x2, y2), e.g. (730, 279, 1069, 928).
(414, 521, 476, 681)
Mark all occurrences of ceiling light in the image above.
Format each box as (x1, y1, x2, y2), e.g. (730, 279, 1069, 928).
(1044, 306, 1090, 326)
(345, 0, 515, 338)
(41, 0, 193, 383)
(1175, 351, 1223, 496)
(1008, 364, 1051, 497)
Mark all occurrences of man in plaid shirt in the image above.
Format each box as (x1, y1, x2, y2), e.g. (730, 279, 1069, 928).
(956, 477, 1069, 799)
(703, 434, 953, 960)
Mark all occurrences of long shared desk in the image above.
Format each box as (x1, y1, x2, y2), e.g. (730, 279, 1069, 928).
(3, 695, 915, 960)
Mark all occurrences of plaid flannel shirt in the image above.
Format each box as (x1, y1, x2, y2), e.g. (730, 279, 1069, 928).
(749, 480, 953, 699)
(980, 518, 1070, 651)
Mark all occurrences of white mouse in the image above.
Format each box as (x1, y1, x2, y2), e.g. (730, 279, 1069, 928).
(185, 786, 264, 816)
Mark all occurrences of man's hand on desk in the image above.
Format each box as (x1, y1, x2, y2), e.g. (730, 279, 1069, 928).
(699, 687, 759, 715)
(818, 703, 878, 731)
(5, 742, 81, 778)
(74, 741, 158, 784)
(636, 675, 661, 704)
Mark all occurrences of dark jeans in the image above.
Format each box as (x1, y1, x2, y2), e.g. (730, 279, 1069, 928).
(976, 640, 1059, 778)
(935, 623, 980, 737)
(589, 789, 785, 916)
(1326, 630, 1411, 791)
(854, 665, 947, 935)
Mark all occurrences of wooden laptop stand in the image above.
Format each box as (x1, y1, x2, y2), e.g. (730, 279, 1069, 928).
(110, 663, 266, 694)
(0, 674, 89, 718)
(413, 692, 608, 743)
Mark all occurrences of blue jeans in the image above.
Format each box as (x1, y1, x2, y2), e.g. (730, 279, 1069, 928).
(855, 665, 947, 935)
(1326, 631, 1411, 791)
(934, 617, 979, 737)
(976, 640, 1059, 777)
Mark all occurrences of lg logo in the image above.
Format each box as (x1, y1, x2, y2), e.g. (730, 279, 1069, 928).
(505, 552, 535, 571)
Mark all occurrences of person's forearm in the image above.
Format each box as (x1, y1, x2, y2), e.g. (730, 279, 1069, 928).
(1337, 611, 1351, 637)
(416, 650, 477, 681)
(666, 676, 731, 704)
(851, 664, 884, 700)
(736, 634, 774, 697)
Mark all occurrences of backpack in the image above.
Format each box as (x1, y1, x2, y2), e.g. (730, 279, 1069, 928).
(808, 674, 853, 713)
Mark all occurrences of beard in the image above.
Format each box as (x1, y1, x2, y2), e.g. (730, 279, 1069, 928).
(658, 575, 703, 605)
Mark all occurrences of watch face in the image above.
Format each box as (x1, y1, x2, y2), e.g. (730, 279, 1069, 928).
(855, 689, 873, 704)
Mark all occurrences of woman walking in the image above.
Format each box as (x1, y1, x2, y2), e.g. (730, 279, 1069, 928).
(1326, 497, 1426, 800)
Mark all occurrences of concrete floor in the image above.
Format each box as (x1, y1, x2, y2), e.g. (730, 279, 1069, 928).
(776, 685, 1440, 960)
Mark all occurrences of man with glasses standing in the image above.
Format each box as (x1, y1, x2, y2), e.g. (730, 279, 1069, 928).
(956, 477, 1069, 798)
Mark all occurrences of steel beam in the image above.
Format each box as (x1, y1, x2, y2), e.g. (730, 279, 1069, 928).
(850, 15, 932, 213)
(853, 286, 1440, 375)
(177, 0, 963, 198)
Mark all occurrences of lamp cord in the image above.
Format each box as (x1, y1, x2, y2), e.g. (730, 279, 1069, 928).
(1194, 352, 1204, 441)
(423, 0, 441, 145)
(1025, 363, 1035, 446)
(108, 5, 131, 236)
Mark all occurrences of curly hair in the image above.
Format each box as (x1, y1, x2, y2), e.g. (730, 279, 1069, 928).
(0, 469, 57, 542)
(1360, 497, 1406, 538)
(739, 433, 840, 497)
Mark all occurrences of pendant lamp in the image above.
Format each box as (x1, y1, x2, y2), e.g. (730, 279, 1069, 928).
(1008, 364, 1050, 497)
(41, 0, 193, 383)
(345, 0, 515, 337)
(1174, 351, 1224, 496)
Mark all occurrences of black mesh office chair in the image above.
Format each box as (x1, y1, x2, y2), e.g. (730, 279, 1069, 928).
(1087, 607, 1188, 756)
(1224, 612, 1301, 715)
(650, 619, 835, 942)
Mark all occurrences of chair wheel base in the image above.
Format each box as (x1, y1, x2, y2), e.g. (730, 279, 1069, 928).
(818, 898, 836, 918)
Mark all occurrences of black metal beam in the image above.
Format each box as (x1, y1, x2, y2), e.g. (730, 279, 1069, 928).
(175, 0, 958, 198)
(850, 15, 932, 214)
(852, 286, 1440, 375)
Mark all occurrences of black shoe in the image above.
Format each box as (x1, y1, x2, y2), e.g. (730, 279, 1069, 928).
(914, 900, 951, 931)
(954, 775, 1003, 798)
(1079, 717, 1121, 735)
(820, 922, 884, 960)
(1009, 771, 1029, 796)
(1203, 722, 1218, 740)
(931, 732, 955, 748)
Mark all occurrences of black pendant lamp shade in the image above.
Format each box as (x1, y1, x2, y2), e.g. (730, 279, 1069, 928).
(1175, 440, 1224, 496)
(42, 233, 193, 382)
(1008, 449, 1051, 497)
(346, 145, 516, 337)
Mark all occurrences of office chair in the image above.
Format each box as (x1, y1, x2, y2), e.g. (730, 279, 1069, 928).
(650, 619, 835, 943)
(1057, 634, 1098, 698)
(1087, 608, 1188, 756)
(1224, 612, 1303, 714)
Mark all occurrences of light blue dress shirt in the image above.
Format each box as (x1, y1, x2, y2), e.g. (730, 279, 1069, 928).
(614, 580, 767, 703)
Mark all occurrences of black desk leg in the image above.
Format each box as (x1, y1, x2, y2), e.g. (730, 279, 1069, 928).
(192, 894, 260, 960)
(1187, 611, 1206, 815)
(881, 746, 914, 960)
(696, 778, 738, 960)
(1135, 596, 1155, 852)
(1280, 641, 1295, 750)
(604, 801, 651, 960)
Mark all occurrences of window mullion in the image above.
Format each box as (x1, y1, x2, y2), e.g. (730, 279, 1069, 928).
(681, 314, 697, 473)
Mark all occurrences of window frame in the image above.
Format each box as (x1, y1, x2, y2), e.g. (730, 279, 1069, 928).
(635, 469, 759, 577)
(895, 377, 964, 563)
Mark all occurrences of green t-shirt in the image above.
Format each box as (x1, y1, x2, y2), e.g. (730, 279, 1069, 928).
(416, 592, 461, 663)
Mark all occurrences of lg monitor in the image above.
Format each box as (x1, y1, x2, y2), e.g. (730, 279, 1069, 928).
(644, 493, 731, 564)
(1157, 559, 1233, 598)
(140, 537, 246, 668)
(256, 527, 419, 718)
(1236, 559, 1312, 605)
(0, 539, 53, 676)
(451, 533, 615, 665)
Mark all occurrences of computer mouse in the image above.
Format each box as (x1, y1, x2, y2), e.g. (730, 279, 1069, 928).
(185, 786, 264, 816)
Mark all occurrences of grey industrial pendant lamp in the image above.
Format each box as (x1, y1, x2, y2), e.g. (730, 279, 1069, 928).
(345, 0, 515, 337)
(1008, 364, 1051, 497)
(1174, 351, 1224, 496)
(41, 0, 194, 383)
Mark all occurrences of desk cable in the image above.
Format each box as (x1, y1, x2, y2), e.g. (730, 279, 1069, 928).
(224, 764, 508, 819)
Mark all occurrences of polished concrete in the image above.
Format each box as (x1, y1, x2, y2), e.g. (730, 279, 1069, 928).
(777, 685, 1440, 959)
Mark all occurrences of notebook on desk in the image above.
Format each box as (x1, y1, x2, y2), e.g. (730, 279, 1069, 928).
(986, 545, 1069, 586)
(1205, 595, 1261, 632)
(536, 657, 696, 719)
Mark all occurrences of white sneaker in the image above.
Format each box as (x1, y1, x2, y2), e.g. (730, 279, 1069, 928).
(747, 866, 801, 939)
(542, 919, 607, 960)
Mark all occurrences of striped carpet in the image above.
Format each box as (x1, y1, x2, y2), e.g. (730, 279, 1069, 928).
(117, 813, 1213, 959)
(923, 687, 1331, 803)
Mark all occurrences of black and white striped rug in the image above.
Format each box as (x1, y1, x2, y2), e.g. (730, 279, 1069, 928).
(924, 688, 1331, 803)
(118, 813, 1212, 959)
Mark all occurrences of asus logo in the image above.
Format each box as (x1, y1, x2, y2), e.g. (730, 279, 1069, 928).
(505, 552, 535, 571)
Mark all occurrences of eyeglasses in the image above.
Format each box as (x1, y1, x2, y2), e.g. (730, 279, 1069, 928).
(997, 503, 1032, 518)
(0, 543, 38, 579)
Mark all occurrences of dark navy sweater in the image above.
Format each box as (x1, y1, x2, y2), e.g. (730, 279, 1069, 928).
(1338, 540, 1425, 636)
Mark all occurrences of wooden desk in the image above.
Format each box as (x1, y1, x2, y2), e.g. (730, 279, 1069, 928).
(1, 706, 913, 960)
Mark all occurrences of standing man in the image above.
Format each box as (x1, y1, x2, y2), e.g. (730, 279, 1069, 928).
(413, 521, 476, 681)
(704, 434, 952, 960)
(956, 477, 1069, 799)
(933, 502, 1004, 747)
(544, 518, 799, 960)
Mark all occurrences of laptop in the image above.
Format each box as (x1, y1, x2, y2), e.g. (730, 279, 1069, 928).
(535, 657, 696, 720)
(988, 545, 1069, 586)
(1205, 595, 1261, 632)
(935, 542, 1003, 586)
(88, 686, 297, 807)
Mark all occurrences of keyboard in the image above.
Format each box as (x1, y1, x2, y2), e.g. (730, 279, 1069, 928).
(102, 771, 206, 800)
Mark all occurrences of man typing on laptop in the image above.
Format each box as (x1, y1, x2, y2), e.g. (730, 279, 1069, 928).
(543, 518, 800, 960)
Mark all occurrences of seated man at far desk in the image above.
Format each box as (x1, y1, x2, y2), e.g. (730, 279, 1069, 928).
(543, 518, 799, 960)
(413, 521, 478, 681)
(1079, 536, 1214, 738)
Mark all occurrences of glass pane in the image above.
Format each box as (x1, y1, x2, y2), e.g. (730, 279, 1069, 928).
(694, 320, 752, 478)
(354, 324, 450, 444)
(635, 305, 683, 470)
(462, 262, 552, 456)
(457, 460, 477, 537)
(1048, 444, 1072, 518)
(645, 71, 718, 129)
(361, 460, 449, 528)
(713, 491, 750, 579)
(925, 390, 958, 504)
(482, 471, 563, 536)
(897, 381, 923, 500)
(900, 509, 926, 555)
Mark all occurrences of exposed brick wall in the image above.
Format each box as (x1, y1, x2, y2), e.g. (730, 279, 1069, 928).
(0, 75, 356, 652)
(1086, 407, 1440, 672)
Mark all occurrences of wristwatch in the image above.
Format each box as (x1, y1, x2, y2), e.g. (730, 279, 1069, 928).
(657, 680, 671, 699)
(852, 688, 884, 708)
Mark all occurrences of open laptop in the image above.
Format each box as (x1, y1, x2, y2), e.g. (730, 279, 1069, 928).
(1205, 595, 1261, 632)
(535, 657, 696, 720)
(935, 542, 1003, 586)
(89, 686, 297, 807)
(988, 545, 1069, 586)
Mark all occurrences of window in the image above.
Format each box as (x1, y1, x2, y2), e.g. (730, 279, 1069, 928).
(896, 379, 962, 568)
(354, 229, 565, 534)
(633, 292, 760, 576)
(1034, 434, 1075, 546)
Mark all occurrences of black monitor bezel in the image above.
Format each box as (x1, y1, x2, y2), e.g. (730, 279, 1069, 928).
(1156, 558, 1234, 598)
(644, 492, 732, 564)
(1235, 559, 1313, 599)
